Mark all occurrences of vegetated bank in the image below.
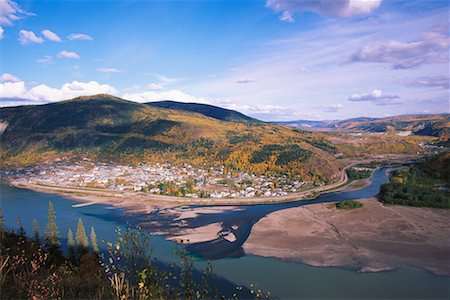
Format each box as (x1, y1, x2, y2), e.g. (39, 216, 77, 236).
(379, 152, 450, 208)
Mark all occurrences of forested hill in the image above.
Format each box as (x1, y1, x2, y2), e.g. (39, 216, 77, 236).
(146, 100, 260, 123)
(0, 94, 340, 182)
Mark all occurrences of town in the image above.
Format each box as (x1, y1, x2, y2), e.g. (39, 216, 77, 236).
(2, 158, 321, 199)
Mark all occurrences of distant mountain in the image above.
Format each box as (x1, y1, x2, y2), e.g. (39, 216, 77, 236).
(276, 120, 332, 129)
(277, 114, 450, 138)
(0, 94, 340, 180)
(146, 101, 260, 123)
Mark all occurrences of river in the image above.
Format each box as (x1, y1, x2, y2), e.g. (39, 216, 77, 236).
(1, 167, 449, 299)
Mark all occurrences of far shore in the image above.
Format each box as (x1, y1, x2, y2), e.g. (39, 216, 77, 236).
(3, 154, 423, 212)
(6, 176, 342, 210)
(4, 161, 351, 209)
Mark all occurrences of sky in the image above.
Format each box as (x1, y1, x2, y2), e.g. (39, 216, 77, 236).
(0, 0, 449, 121)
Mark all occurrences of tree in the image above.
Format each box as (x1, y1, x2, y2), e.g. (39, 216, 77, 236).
(32, 219, 40, 242)
(68, 229, 75, 248)
(67, 229, 75, 259)
(44, 201, 60, 248)
(0, 208, 4, 232)
(90, 227, 99, 253)
(76, 218, 89, 251)
(16, 217, 25, 236)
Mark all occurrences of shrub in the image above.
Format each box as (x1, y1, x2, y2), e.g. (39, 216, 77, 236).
(335, 200, 363, 209)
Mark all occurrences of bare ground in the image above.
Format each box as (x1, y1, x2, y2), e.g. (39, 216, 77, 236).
(243, 198, 450, 276)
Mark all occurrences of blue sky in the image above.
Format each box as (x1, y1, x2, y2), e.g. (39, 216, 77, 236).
(0, 0, 449, 120)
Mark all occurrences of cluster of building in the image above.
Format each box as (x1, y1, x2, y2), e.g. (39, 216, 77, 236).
(3, 159, 318, 199)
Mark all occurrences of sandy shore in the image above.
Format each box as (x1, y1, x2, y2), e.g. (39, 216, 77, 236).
(243, 198, 450, 276)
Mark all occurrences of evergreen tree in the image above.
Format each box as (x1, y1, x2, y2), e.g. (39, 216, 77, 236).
(90, 226, 99, 253)
(44, 201, 60, 248)
(16, 217, 25, 236)
(0, 208, 4, 232)
(76, 218, 89, 250)
(67, 229, 75, 258)
(32, 219, 40, 242)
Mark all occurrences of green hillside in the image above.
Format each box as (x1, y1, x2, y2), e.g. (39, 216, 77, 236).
(146, 100, 260, 123)
(0, 94, 340, 182)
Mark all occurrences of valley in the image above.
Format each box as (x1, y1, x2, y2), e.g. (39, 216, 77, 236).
(1, 95, 449, 298)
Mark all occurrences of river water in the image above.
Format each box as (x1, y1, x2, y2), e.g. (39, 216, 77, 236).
(1, 168, 449, 299)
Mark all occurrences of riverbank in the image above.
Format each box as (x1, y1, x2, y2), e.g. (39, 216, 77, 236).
(243, 198, 450, 276)
(6, 166, 348, 208)
(4, 154, 423, 208)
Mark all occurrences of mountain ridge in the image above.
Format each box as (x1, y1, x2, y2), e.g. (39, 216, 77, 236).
(0, 94, 341, 182)
(277, 114, 450, 137)
(146, 100, 260, 123)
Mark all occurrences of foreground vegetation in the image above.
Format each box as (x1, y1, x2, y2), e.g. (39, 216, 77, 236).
(0, 205, 270, 299)
(379, 152, 450, 208)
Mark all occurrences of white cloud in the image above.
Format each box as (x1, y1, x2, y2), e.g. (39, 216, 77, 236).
(348, 89, 400, 105)
(266, 0, 382, 21)
(0, 80, 117, 102)
(402, 75, 449, 89)
(147, 83, 165, 91)
(0, 26, 4, 40)
(0, 81, 27, 98)
(41, 29, 61, 42)
(0, 0, 33, 26)
(123, 89, 210, 104)
(67, 33, 93, 41)
(57, 50, 80, 59)
(97, 68, 121, 73)
(18, 30, 43, 45)
(0, 73, 21, 82)
(346, 25, 449, 69)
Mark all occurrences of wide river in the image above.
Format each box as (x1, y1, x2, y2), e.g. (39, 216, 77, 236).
(1, 168, 449, 299)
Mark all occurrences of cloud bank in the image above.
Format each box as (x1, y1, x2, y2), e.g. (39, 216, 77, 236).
(0, 80, 117, 102)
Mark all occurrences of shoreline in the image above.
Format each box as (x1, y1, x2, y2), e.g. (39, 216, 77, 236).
(2, 154, 422, 208)
(5, 166, 349, 208)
